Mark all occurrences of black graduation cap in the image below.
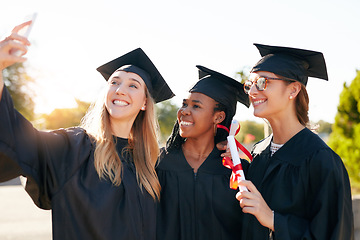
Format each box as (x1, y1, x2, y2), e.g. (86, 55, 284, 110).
(251, 43, 328, 86)
(96, 48, 175, 103)
(189, 65, 250, 130)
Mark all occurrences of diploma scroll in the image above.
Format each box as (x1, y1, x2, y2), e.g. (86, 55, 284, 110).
(227, 120, 248, 192)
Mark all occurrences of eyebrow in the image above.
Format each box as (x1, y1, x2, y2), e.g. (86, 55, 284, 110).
(110, 76, 142, 85)
(192, 100, 202, 104)
(182, 99, 202, 104)
(129, 78, 142, 85)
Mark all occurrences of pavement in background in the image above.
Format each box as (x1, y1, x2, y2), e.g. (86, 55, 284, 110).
(0, 184, 52, 240)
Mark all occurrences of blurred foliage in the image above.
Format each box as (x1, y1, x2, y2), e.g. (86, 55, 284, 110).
(315, 120, 332, 134)
(3, 63, 35, 120)
(156, 100, 178, 144)
(39, 99, 90, 130)
(237, 120, 264, 143)
(235, 66, 251, 83)
(37, 99, 179, 139)
(328, 70, 360, 193)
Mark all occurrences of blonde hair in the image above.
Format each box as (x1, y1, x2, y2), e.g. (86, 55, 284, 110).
(80, 87, 160, 200)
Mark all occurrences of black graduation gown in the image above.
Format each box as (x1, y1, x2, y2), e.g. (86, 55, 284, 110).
(241, 128, 354, 240)
(156, 146, 246, 240)
(0, 87, 156, 240)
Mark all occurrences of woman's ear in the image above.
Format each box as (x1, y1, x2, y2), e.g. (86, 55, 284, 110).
(289, 82, 302, 99)
(214, 111, 226, 124)
(141, 99, 147, 111)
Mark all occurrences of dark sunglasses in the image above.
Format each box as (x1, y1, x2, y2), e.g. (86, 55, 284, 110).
(243, 77, 295, 94)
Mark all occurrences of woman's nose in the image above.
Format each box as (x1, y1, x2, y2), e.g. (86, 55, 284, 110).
(248, 83, 258, 97)
(180, 107, 190, 115)
(115, 84, 126, 95)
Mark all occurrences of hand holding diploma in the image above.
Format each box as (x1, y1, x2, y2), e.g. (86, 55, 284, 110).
(220, 120, 274, 229)
(236, 180, 275, 231)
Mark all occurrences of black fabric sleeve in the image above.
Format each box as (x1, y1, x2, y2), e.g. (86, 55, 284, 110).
(0, 87, 92, 209)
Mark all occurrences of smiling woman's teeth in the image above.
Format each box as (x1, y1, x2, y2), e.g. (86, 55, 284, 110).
(181, 121, 193, 126)
(113, 100, 129, 106)
(253, 99, 266, 104)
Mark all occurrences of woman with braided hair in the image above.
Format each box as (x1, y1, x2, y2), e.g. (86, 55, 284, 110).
(156, 65, 250, 240)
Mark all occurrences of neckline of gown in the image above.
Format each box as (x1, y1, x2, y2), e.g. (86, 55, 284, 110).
(179, 145, 229, 174)
(113, 136, 133, 165)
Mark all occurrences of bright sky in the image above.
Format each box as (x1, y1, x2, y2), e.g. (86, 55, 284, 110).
(1, 0, 359, 123)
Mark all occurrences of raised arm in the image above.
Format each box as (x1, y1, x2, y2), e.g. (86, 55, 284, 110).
(0, 21, 31, 98)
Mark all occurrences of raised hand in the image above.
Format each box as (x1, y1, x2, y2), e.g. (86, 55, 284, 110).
(0, 21, 31, 71)
(0, 21, 31, 98)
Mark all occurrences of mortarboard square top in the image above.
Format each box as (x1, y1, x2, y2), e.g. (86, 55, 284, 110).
(191, 65, 250, 108)
(96, 48, 174, 103)
(189, 65, 250, 129)
(251, 43, 328, 86)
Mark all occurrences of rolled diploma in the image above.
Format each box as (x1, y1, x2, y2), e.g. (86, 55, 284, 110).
(227, 126, 248, 192)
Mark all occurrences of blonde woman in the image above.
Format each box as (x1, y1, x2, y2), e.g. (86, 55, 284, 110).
(0, 22, 174, 240)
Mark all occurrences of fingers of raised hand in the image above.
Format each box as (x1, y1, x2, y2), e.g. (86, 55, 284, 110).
(11, 20, 32, 34)
(2, 38, 28, 51)
(0, 41, 28, 60)
(3, 32, 30, 46)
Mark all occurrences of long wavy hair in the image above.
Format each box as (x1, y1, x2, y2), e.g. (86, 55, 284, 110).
(80, 87, 160, 200)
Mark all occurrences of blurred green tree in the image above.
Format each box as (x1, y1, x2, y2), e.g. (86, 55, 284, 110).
(328, 70, 360, 192)
(41, 99, 90, 130)
(3, 63, 35, 120)
(236, 120, 264, 143)
(156, 100, 178, 144)
(316, 120, 332, 134)
(235, 66, 251, 83)
(40, 99, 179, 142)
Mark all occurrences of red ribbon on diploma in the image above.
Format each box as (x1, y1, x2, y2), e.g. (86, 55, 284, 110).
(222, 156, 244, 189)
(217, 123, 253, 189)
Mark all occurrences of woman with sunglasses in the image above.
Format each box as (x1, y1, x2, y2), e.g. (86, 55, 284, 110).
(156, 65, 250, 240)
(234, 44, 354, 239)
(0, 22, 174, 240)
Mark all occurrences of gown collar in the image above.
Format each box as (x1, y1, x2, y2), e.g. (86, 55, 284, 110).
(250, 128, 320, 185)
(159, 146, 230, 175)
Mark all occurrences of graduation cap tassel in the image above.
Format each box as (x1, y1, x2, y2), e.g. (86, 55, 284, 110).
(218, 120, 252, 191)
